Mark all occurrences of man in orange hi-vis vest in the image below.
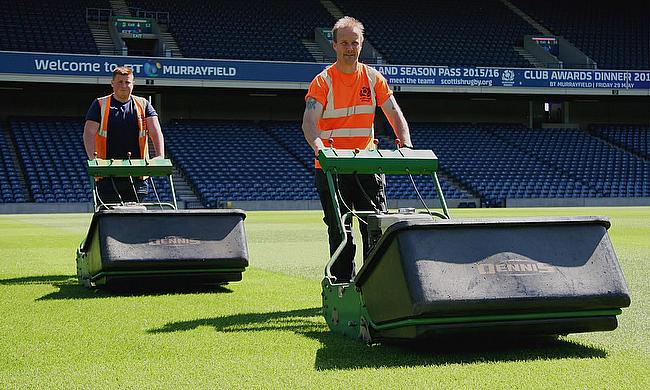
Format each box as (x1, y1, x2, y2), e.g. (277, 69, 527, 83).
(83, 66, 164, 204)
(302, 16, 413, 282)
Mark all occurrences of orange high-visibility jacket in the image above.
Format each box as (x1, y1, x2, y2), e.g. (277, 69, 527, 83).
(306, 63, 392, 167)
(95, 94, 149, 159)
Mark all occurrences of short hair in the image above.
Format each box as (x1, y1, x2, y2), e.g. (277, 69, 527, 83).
(112, 66, 134, 79)
(332, 16, 364, 43)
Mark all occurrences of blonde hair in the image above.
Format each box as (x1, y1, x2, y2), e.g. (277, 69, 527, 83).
(332, 16, 364, 43)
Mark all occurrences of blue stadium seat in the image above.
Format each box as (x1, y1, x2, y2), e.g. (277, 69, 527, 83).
(7, 117, 647, 207)
(127, 0, 333, 62)
(0, 0, 105, 54)
(0, 125, 27, 203)
(333, 0, 536, 67)
(512, 0, 649, 69)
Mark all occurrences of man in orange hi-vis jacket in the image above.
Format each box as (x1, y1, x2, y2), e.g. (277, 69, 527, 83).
(302, 16, 413, 282)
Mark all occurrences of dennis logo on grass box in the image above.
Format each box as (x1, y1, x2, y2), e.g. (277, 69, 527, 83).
(477, 259, 556, 275)
(149, 236, 200, 246)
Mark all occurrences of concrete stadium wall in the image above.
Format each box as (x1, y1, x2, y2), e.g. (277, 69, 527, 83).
(160, 89, 305, 122)
(0, 198, 480, 214)
(230, 197, 479, 211)
(2, 197, 647, 214)
(506, 197, 650, 207)
(159, 91, 534, 125)
(0, 202, 93, 214)
(2, 83, 649, 127)
(396, 94, 530, 124)
(570, 98, 650, 125)
(0, 83, 107, 119)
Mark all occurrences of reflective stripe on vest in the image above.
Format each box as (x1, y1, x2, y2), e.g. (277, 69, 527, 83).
(318, 64, 377, 148)
(95, 94, 149, 159)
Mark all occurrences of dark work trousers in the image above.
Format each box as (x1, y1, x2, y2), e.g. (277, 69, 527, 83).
(315, 169, 387, 282)
(95, 177, 149, 205)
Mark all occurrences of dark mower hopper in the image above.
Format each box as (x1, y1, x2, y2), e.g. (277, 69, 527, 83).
(76, 158, 249, 288)
(318, 147, 630, 343)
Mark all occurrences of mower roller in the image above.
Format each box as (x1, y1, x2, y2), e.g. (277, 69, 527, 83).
(76, 158, 249, 288)
(318, 146, 630, 343)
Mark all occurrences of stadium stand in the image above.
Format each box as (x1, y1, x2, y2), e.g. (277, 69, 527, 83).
(9, 117, 173, 204)
(372, 134, 472, 200)
(164, 120, 471, 206)
(262, 121, 472, 200)
(512, 0, 650, 69)
(0, 2, 646, 210)
(5, 117, 648, 206)
(0, 126, 26, 203)
(403, 123, 597, 206)
(0, 0, 105, 54)
(164, 120, 318, 207)
(165, 121, 648, 206)
(11, 118, 91, 203)
(332, 0, 537, 67)
(2, 115, 649, 206)
(491, 126, 650, 198)
(3, 0, 644, 71)
(126, 0, 335, 61)
(261, 121, 315, 171)
(591, 125, 650, 160)
(0, 0, 645, 71)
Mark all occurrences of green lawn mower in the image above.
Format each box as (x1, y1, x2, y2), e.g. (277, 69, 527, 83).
(76, 158, 249, 288)
(318, 146, 630, 343)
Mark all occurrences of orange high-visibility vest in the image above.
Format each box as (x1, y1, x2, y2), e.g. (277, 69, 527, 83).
(95, 94, 149, 159)
(317, 63, 379, 151)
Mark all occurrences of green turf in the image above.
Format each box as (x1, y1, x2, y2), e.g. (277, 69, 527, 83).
(0, 207, 648, 389)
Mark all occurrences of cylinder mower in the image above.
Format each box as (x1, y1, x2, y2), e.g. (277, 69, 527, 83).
(318, 146, 630, 343)
(76, 157, 249, 288)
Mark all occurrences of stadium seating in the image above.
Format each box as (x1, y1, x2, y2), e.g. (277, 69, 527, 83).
(591, 124, 650, 160)
(126, 0, 334, 62)
(10, 118, 92, 203)
(512, 0, 650, 70)
(2, 0, 646, 71)
(9, 117, 173, 204)
(261, 120, 471, 200)
(0, 126, 27, 203)
(406, 123, 590, 205)
(164, 120, 471, 206)
(3, 117, 647, 206)
(0, 0, 106, 54)
(332, 0, 537, 67)
(490, 126, 649, 198)
(257, 122, 648, 205)
(3, 0, 644, 71)
(370, 134, 472, 200)
(260, 121, 315, 171)
(164, 120, 318, 206)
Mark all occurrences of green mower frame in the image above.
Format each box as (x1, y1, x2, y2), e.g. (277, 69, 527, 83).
(87, 157, 178, 211)
(318, 146, 450, 342)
